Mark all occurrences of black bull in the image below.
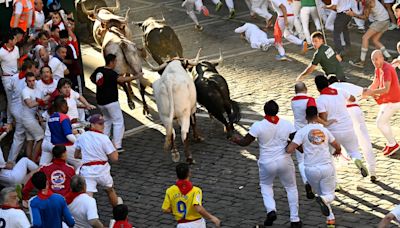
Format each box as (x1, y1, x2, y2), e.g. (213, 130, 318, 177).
(192, 62, 241, 138)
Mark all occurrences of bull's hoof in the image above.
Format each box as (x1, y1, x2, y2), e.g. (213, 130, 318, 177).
(193, 136, 205, 143)
(186, 157, 196, 165)
(171, 149, 180, 163)
(128, 102, 135, 110)
(142, 105, 150, 115)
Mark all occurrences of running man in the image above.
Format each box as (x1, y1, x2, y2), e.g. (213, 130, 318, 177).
(162, 163, 221, 227)
(182, 0, 210, 31)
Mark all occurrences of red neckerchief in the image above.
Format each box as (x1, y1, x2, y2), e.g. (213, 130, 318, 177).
(18, 71, 27, 80)
(90, 129, 103, 134)
(38, 190, 53, 200)
(0, 204, 21, 210)
(42, 78, 54, 85)
(291, 95, 310, 101)
(2, 44, 14, 53)
(176, 180, 193, 195)
(65, 191, 85, 205)
(50, 35, 59, 44)
(320, 87, 338, 95)
(113, 219, 133, 228)
(264, 115, 279, 124)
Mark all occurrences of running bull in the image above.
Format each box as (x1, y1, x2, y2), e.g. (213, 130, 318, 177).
(135, 17, 183, 65)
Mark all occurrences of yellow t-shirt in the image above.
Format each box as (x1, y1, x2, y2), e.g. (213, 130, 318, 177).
(162, 185, 203, 222)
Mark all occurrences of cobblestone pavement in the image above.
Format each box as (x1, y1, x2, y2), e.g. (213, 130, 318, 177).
(77, 0, 400, 227)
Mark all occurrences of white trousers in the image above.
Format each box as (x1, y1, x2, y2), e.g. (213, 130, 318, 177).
(277, 17, 304, 46)
(210, 0, 234, 10)
(300, 6, 322, 44)
(99, 101, 125, 149)
(295, 150, 307, 184)
(176, 218, 206, 228)
(183, 0, 203, 25)
(292, 1, 305, 40)
(251, 0, 272, 20)
(351, 0, 365, 29)
(347, 106, 376, 175)
(305, 163, 336, 220)
(258, 157, 300, 222)
(0, 157, 38, 186)
(377, 102, 400, 146)
(331, 129, 362, 160)
(8, 106, 26, 162)
(325, 10, 336, 31)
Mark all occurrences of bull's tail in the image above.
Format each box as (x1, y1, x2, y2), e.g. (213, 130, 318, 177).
(229, 100, 241, 124)
(166, 80, 175, 139)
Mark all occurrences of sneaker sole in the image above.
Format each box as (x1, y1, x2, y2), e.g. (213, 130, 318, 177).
(354, 160, 369, 177)
(316, 197, 330, 216)
(385, 146, 400, 156)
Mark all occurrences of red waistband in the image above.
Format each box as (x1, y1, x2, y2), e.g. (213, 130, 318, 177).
(346, 104, 359, 108)
(279, 14, 294, 17)
(82, 161, 107, 166)
(178, 218, 201, 224)
(55, 142, 74, 146)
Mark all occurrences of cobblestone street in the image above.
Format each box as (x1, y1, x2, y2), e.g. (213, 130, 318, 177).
(77, 0, 400, 227)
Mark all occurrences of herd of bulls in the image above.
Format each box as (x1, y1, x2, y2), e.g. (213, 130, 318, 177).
(78, 0, 241, 164)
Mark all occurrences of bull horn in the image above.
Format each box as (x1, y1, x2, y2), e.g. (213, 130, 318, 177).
(161, 12, 166, 22)
(81, 1, 94, 16)
(187, 48, 202, 66)
(146, 60, 168, 72)
(208, 49, 223, 65)
(123, 8, 130, 22)
(107, 0, 120, 13)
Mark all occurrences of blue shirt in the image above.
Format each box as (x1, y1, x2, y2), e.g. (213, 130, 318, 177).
(48, 112, 73, 145)
(29, 192, 75, 228)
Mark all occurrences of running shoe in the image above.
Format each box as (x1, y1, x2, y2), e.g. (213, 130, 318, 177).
(291, 221, 302, 228)
(326, 219, 335, 228)
(275, 54, 288, 61)
(316, 196, 330, 216)
(384, 143, 400, 156)
(349, 59, 365, 68)
(229, 9, 236, 19)
(370, 175, 377, 183)
(305, 183, 315, 199)
(261, 43, 272, 52)
(201, 6, 209, 16)
(117, 148, 125, 153)
(195, 24, 204, 31)
(354, 159, 369, 177)
(215, 1, 223, 11)
(264, 211, 277, 226)
(382, 145, 389, 153)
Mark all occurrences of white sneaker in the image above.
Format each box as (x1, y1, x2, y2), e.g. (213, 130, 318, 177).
(117, 197, 123, 205)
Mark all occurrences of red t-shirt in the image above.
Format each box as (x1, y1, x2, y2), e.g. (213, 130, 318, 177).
(372, 62, 400, 105)
(113, 220, 133, 228)
(22, 159, 75, 200)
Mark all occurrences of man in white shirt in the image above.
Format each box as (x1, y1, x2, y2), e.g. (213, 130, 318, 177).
(75, 114, 120, 207)
(231, 100, 302, 227)
(48, 45, 69, 80)
(379, 204, 400, 227)
(328, 76, 377, 182)
(325, 0, 352, 56)
(0, 187, 31, 228)
(36, 66, 58, 98)
(270, 0, 308, 60)
(31, 0, 45, 38)
(287, 106, 341, 228)
(6, 60, 38, 162)
(314, 75, 368, 178)
(291, 82, 317, 199)
(66, 175, 104, 228)
(21, 72, 45, 162)
(182, 0, 210, 31)
(234, 23, 275, 52)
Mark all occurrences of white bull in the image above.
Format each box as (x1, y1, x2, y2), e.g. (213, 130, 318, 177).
(152, 58, 200, 164)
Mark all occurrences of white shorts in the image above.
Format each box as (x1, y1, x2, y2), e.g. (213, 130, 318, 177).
(177, 218, 206, 228)
(84, 173, 114, 193)
(23, 118, 44, 141)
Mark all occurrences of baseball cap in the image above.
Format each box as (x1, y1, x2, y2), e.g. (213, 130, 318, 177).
(89, 114, 105, 124)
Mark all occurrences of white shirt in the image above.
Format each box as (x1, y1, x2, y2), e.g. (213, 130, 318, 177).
(33, 10, 45, 32)
(48, 56, 67, 80)
(65, 90, 80, 120)
(249, 118, 295, 163)
(271, 0, 294, 16)
(331, 0, 352, 13)
(8, 74, 26, 105)
(234, 23, 271, 49)
(390, 205, 400, 223)
(369, 0, 389, 22)
(0, 208, 31, 228)
(292, 123, 335, 166)
(316, 88, 353, 133)
(291, 93, 315, 130)
(0, 46, 20, 75)
(21, 86, 40, 118)
(75, 131, 116, 177)
(36, 78, 58, 97)
(329, 82, 363, 106)
(45, 20, 65, 30)
(68, 193, 99, 228)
